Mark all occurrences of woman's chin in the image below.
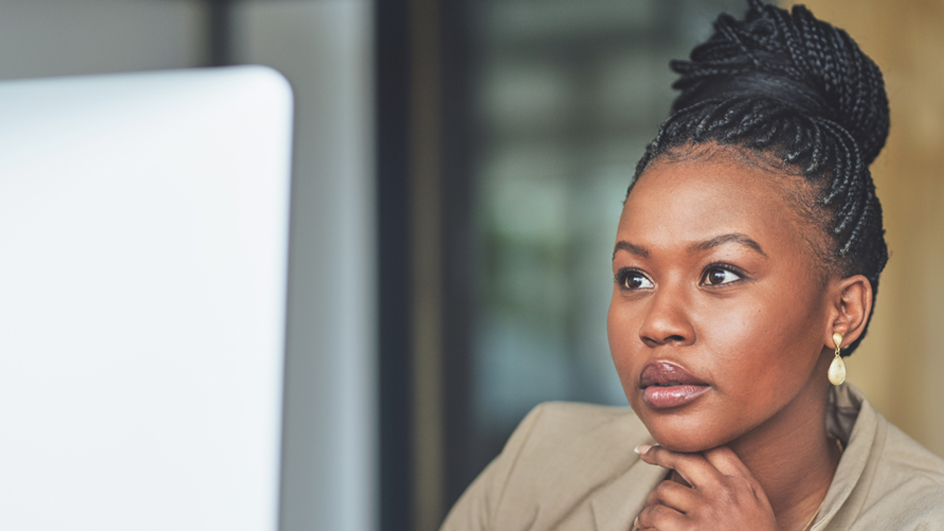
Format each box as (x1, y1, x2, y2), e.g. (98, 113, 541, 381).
(630, 400, 736, 453)
(650, 437, 707, 453)
(643, 423, 725, 453)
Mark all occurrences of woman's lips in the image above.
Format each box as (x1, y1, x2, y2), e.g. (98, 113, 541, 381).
(639, 361, 710, 409)
(643, 384, 710, 408)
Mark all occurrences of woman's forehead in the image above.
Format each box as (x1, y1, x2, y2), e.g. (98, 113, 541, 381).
(618, 152, 815, 255)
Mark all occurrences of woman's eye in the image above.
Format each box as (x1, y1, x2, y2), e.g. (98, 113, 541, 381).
(702, 266, 742, 286)
(618, 270, 654, 290)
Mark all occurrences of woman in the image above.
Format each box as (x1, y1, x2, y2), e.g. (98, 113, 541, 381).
(441, 1, 944, 530)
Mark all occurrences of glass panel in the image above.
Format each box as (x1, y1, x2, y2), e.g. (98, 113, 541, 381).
(468, 0, 748, 468)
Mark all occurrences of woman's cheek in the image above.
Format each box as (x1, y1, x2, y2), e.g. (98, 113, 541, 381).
(607, 303, 640, 396)
(691, 298, 761, 351)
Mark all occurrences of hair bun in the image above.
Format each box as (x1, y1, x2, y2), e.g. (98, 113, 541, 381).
(670, 0, 890, 165)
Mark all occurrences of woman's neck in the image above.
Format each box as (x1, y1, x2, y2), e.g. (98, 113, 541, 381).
(727, 376, 842, 530)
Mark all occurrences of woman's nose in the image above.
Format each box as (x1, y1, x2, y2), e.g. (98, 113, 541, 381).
(638, 287, 695, 348)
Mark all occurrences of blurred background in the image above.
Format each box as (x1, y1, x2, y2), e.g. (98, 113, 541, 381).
(1, 0, 940, 530)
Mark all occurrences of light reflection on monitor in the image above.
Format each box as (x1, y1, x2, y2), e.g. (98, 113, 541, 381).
(0, 66, 292, 531)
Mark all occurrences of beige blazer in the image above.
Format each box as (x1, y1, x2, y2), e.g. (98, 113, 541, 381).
(441, 384, 944, 530)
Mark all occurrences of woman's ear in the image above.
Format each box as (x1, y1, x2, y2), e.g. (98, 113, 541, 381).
(826, 274, 873, 348)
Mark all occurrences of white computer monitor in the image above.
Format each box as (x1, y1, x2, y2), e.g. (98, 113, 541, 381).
(0, 66, 292, 531)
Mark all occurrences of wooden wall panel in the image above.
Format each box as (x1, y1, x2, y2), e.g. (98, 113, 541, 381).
(787, 0, 944, 456)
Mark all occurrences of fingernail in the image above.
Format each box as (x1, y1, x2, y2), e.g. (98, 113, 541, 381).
(633, 516, 640, 529)
(634, 444, 651, 455)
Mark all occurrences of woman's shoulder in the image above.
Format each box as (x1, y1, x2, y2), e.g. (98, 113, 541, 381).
(840, 401, 944, 529)
(871, 419, 944, 512)
(880, 420, 944, 483)
(439, 402, 654, 531)
(494, 402, 653, 505)
(504, 401, 650, 460)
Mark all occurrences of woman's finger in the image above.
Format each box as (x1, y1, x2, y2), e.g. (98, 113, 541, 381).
(702, 446, 754, 478)
(635, 502, 687, 530)
(635, 444, 723, 489)
(644, 478, 697, 515)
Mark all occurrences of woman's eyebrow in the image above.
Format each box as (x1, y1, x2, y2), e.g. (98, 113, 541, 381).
(690, 233, 768, 257)
(612, 241, 649, 260)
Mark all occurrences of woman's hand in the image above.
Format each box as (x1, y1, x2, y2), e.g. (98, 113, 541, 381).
(633, 444, 780, 531)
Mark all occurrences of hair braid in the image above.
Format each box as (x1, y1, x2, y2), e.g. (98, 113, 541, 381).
(628, 0, 890, 355)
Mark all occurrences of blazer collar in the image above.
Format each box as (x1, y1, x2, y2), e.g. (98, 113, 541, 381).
(811, 383, 874, 530)
(589, 439, 665, 531)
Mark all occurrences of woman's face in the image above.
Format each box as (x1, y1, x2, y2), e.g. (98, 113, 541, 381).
(607, 148, 833, 452)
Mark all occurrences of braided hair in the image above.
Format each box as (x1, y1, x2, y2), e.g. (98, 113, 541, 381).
(630, 0, 890, 355)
